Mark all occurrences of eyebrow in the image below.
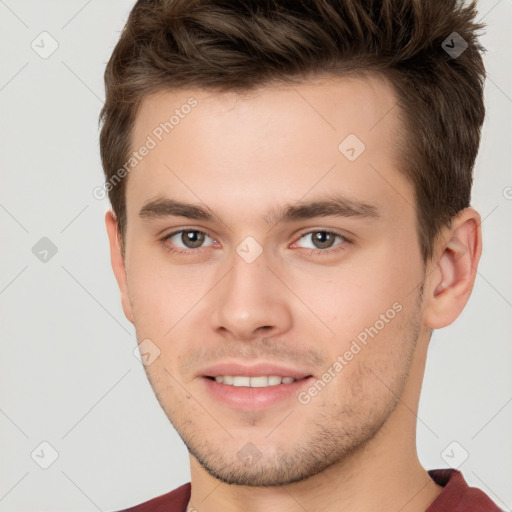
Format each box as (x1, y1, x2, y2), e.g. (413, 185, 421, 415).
(139, 194, 380, 226)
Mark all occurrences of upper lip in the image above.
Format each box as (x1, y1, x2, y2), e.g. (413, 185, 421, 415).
(199, 362, 313, 380)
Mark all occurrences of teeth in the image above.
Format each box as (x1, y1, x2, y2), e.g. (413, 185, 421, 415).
(213, 375, 298, 387)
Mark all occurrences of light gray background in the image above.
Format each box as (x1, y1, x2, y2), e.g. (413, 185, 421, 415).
(0, 1, 511, 511)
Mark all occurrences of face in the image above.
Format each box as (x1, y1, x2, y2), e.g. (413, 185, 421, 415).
(110, 75, 431, 486)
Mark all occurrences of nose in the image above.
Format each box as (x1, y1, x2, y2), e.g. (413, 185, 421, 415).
(209, 250, 293, 342)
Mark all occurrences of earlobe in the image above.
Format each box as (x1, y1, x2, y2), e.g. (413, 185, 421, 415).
(105, 210, 135, 325)
(423, 208, 482, 329)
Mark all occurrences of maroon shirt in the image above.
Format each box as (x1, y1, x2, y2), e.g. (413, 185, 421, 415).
(116, 469, 502, 511)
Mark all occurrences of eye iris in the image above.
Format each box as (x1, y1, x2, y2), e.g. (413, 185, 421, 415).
(182, 230, 205, 248)
(313, 231, 335, 249)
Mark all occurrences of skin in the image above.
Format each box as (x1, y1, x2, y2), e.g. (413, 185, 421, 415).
(106, 75, 482, 512)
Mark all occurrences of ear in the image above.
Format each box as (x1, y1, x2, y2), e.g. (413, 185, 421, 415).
(105, 210, 134, 324)
(422, 207, 483, 330)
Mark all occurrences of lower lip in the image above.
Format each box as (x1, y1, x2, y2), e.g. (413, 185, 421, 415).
(200, 376, 315, 411)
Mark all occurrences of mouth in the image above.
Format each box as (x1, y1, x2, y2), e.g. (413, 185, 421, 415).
(201, 374, 315, 411)
(204, 375, 309, 387)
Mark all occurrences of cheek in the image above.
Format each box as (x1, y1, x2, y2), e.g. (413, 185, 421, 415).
(287, 256, 419, 377)
(318, 298, 418, 414)
(125, 251, 192, 332)
(288, 261, 404, 337)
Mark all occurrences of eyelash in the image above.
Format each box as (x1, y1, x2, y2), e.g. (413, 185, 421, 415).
(160, 228, 352, 257)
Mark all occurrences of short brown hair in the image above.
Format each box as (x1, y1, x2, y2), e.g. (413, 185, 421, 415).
(99, 0, 486, 262)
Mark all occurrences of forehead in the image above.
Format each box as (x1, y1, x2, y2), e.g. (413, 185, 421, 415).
(127, 75, 412, 228)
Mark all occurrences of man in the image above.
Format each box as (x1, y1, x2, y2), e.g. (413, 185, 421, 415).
(99, 0, 502, 510)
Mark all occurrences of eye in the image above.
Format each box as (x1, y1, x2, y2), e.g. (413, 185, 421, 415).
(160, 228, 351, 257)
(161, 229, 215, 254)
(294, 230, 350, 254)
